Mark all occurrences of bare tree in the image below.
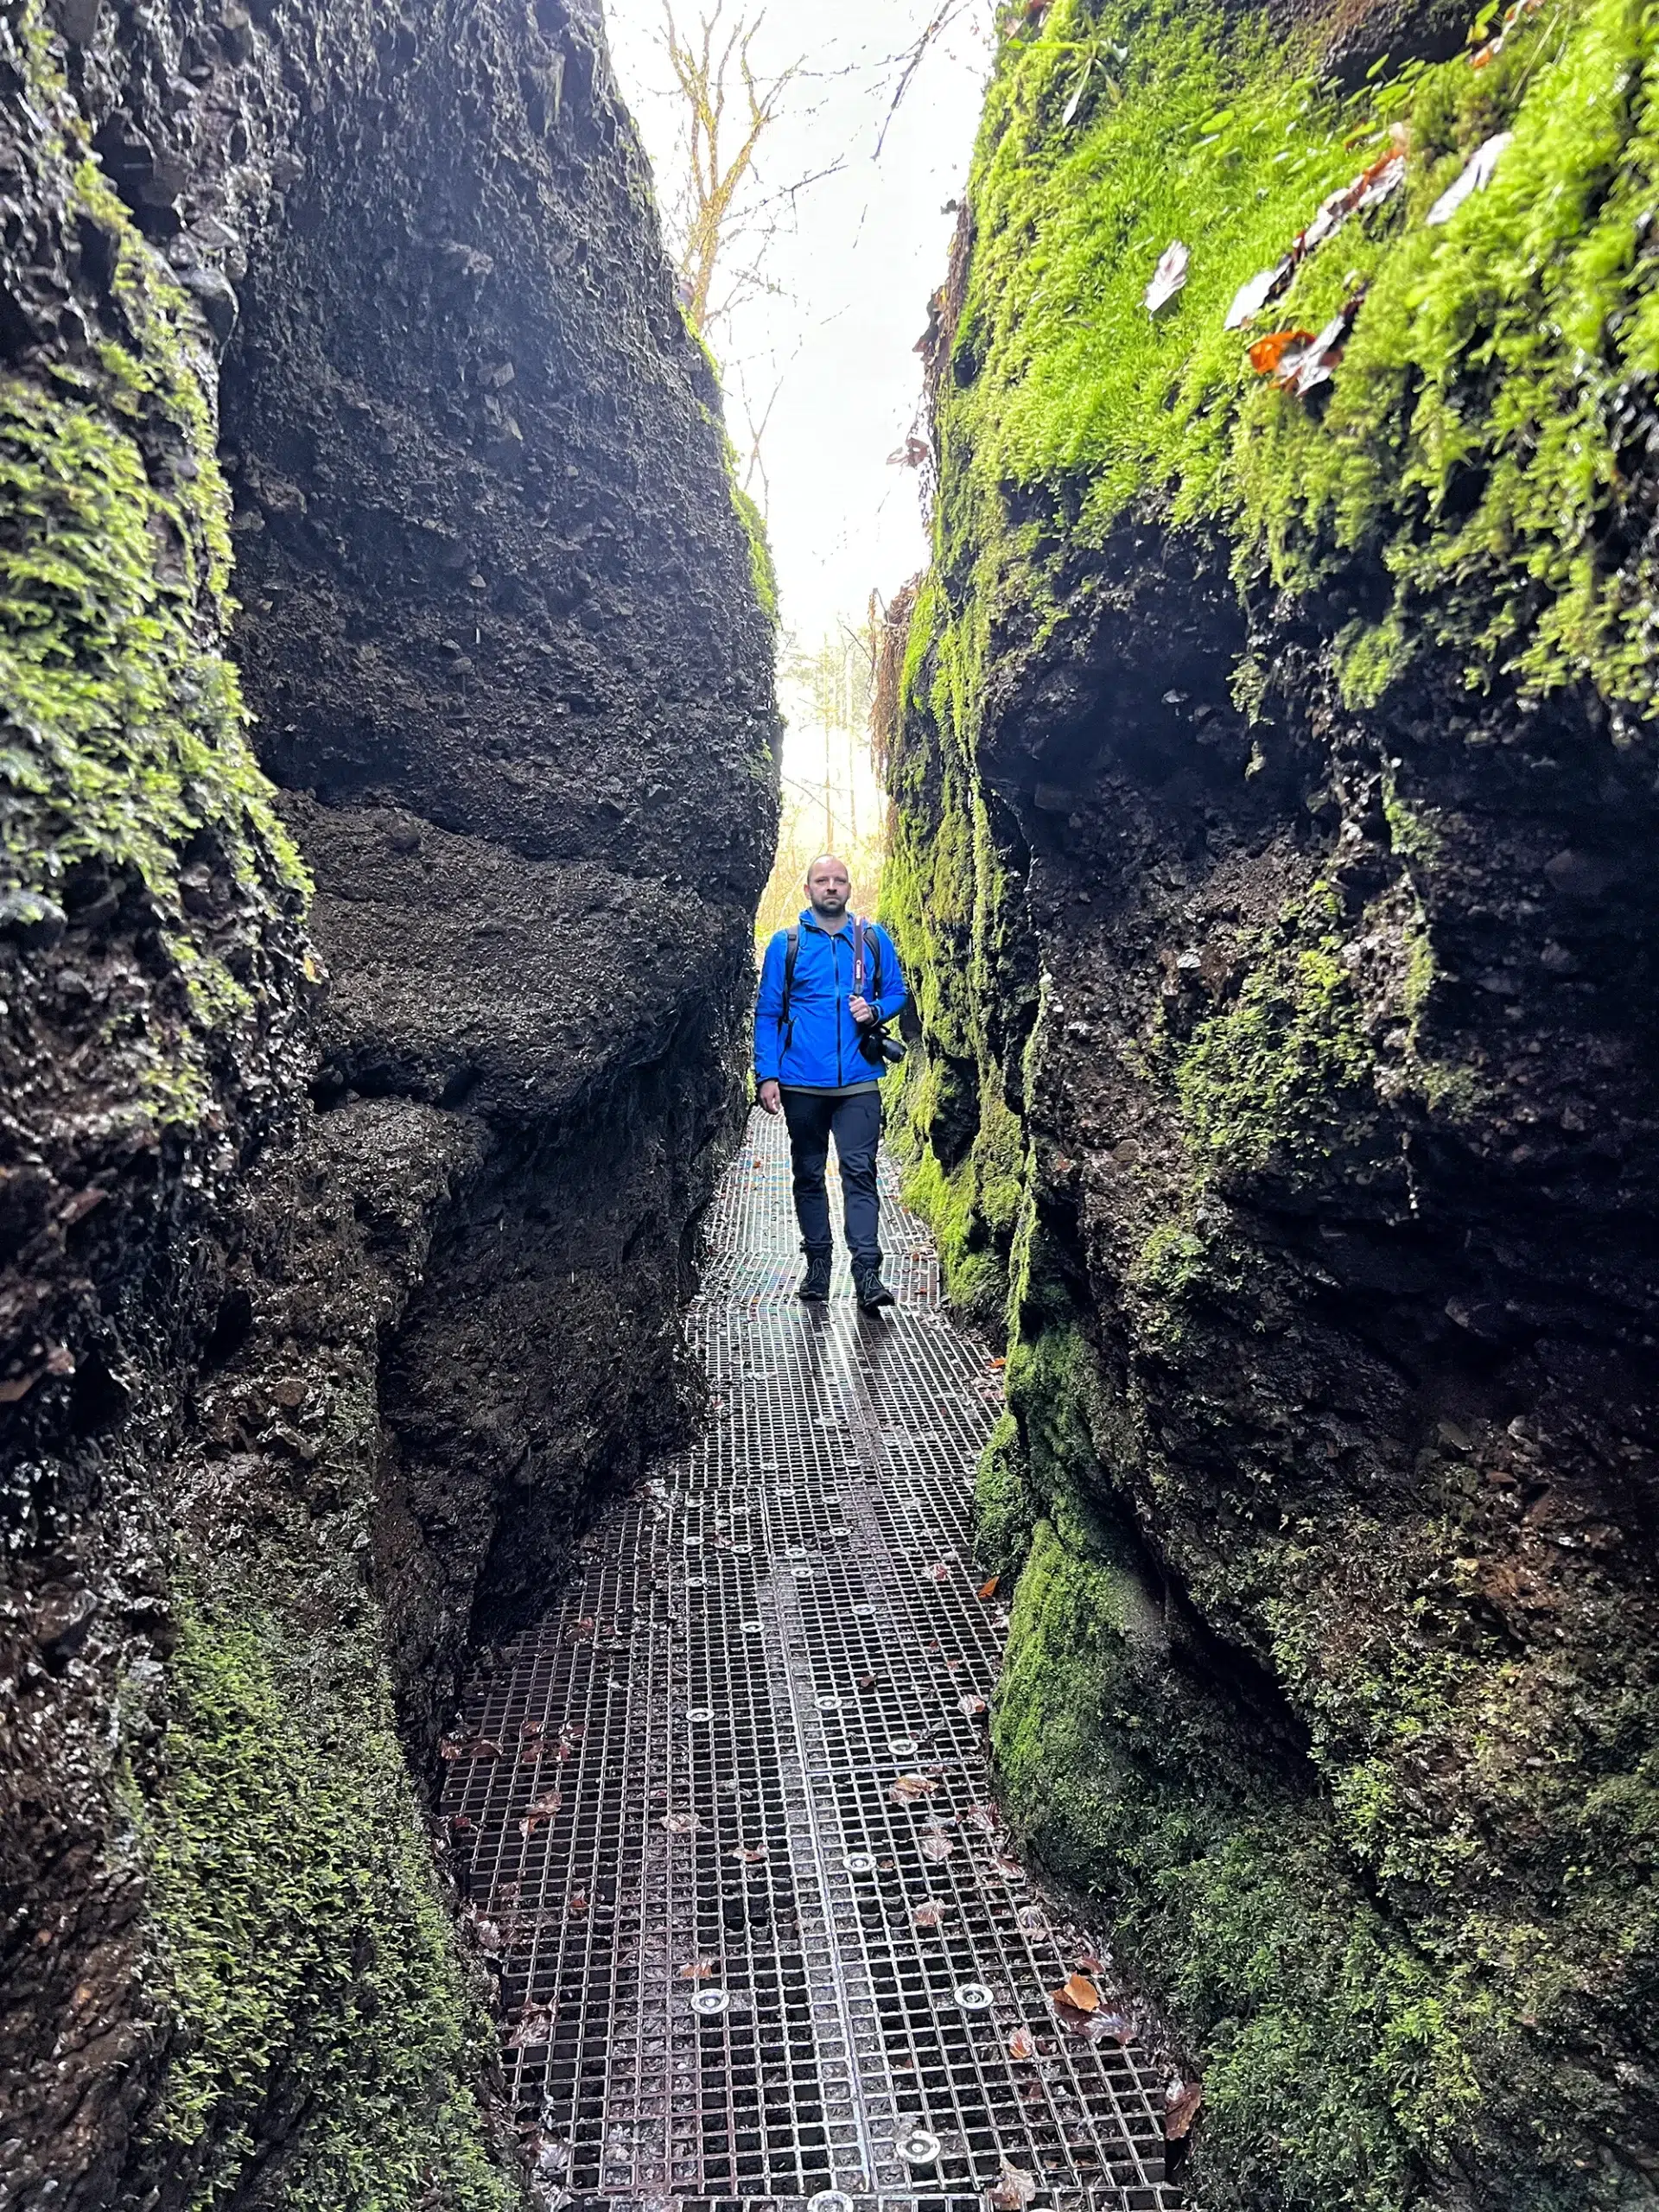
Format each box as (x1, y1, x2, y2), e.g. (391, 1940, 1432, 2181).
(658, 5, 809, 340)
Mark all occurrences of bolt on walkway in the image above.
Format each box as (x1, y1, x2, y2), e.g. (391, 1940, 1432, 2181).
(442, 1109, 1185, 2212)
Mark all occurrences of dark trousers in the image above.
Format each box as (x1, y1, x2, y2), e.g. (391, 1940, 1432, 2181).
(780, 1088, 882, 1269)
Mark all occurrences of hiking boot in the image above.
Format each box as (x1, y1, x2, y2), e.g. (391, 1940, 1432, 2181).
(854, 1268, 894, 1313)
(798, 1252, 832, 1302)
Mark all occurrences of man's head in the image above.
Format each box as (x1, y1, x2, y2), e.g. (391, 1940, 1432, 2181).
(804, 855, 851, 919)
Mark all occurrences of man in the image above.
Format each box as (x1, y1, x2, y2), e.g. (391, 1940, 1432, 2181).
(754, 855, 908, 1313)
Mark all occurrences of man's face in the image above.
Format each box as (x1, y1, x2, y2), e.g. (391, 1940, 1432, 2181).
(806, 861, 850, 916)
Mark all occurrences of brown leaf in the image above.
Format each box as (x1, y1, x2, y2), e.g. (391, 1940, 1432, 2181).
(567, 1889, 588, 1918)
(677, 1958, 717, 1980)
(1055, 1972, 1099, 2014)
(890, 1774, 938, 1806)
(977, 1575, 1001, 1600)
(959, 1694, 988, 1718)
(731, 1842, 768, 1864)
(518, 1787, 563, 1834)
(990, 2158, 1039, 2209)
(507, 2000, 553, 2047)
(991, 1853, 1026, 1880)
(662, 1809, 702, 1834)
(1166, 2079, 1204, 2140)
(912, 1899, 950, 1929)
(1075, 1948, 1103, 1973)
(918, 1830, 955, 1862)
(1008, 2025, 1037, 2061)
(857, 1673, 877, 1691)
(965, 1803, 998, 1834)
(929, 1560, 952, 1582)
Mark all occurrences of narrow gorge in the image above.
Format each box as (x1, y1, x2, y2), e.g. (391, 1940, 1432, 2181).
(1, 0, 1655, 2207)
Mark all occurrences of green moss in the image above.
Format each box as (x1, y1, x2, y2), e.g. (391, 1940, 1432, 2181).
(136, 1571, 515, 2212)
(1173, 918, 1376, 1179)
(995, 1521, 1525, 2212)
(943, 0, 1659, 713)
(1, 58, 311, 1140)
(728, 473, 778, 631)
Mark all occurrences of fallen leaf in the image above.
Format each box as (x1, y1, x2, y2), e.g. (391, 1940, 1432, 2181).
(1015, 1904, 1047, 1936)
(988, 1357, 1007, 1370)
(1075, 1948, 1103, 1973)
(918, 1830, 956, 1862)
(929, 1560, 952, 1582)
(731, 1842, 767, 1864)
(1166, 2078, 1204, 2140)
(912, 1899, 950, 1929)
(678, 1958, 718, 1980)
(1426, 131, 1514, 225)
(1289, 297, 1363, 395)
(1224, 256, 1294, 329)
(966, 1803, 998, 1834)
(1248, 327, 1314, 377)
(1055, 1973, 1099, 2013)
(567, 1889, 588, 1917)
(507, 2000, 553, 2046)
(959, 1694, 988, 1718)
(991, 1853, 1026, 1880)
(977, 1575, 1001, 1600)
(1053, 1997, 1106, 2039)
(662, 1809, 702, 1834)
(891, 1774, 938, 1805)
(990, 2158, 1039, 2209)
(1008, 2025, 1038, 2061)
(1097, 2007, 1135, 2043)
(518, 1787, 563, 1834)
(1145, 238, 1189, 315)
(857, 1672, 877, 1690)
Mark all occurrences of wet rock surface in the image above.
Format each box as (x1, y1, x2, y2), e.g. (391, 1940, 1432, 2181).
(0, 0, 775, 2202)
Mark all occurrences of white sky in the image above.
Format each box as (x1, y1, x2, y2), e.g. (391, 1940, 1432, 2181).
(601, 1, 992, 649)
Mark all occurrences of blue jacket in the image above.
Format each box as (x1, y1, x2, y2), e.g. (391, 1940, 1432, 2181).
(754, 911, 908, 1089)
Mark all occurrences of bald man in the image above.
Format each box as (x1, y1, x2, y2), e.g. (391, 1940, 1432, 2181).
(754, 855, 909, 1312)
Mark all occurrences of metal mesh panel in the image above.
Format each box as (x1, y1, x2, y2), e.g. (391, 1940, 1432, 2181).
(442, 1109, 1185, 2212)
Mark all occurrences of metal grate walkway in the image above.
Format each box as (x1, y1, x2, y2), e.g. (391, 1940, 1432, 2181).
(441, 1109, 1185, 2212)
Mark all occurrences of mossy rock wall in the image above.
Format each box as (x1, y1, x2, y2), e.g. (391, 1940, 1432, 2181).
(881, 1, 1659, 2204)
(0, 2, 777, 2204)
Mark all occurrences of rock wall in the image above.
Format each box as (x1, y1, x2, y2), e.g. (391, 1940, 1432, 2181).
(0, 0, 776, 2202)
(882, 1, 1658, 2205)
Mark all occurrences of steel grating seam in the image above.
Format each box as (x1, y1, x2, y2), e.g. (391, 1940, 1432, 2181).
(442, 1109, 1186, 2212)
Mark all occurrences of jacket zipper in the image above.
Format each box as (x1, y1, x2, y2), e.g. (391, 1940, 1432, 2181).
(835, 931, 844, 1087)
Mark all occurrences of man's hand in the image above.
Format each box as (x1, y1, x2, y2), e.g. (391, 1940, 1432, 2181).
(758, 1079, 782, 1116)
(849, 995, 875, 1026)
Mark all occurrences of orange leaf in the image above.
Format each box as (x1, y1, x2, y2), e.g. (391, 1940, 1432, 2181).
(1008, 2025, 1037, 2060)
(1054, 1972, 1098, 2013)
(1248, 328, 1313, 375)
(978, 1575, 1001, 1600)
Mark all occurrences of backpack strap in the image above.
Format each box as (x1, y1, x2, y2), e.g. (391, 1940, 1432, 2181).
(852, 918, 883, 1003)
(780, 925, 800, 1043)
